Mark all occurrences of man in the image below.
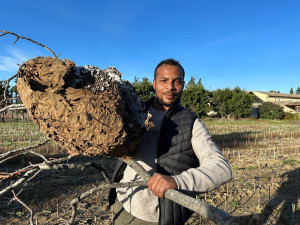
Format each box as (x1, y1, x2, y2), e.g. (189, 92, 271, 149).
(109, 59, 232, 225)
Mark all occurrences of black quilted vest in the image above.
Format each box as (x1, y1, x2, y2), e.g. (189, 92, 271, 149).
(109, 98, 199, 225)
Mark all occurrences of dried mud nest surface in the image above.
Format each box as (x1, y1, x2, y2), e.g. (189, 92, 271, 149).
(17, 57, 148, 157)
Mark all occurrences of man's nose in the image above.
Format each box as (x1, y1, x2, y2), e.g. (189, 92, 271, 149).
(166, 81, 175, 90)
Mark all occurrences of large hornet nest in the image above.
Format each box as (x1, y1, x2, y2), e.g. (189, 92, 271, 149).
(17, 57, 152, 157)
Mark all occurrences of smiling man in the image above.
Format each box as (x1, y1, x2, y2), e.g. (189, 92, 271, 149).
(109, 59, 232, 225)
(152, 62, 184, 110)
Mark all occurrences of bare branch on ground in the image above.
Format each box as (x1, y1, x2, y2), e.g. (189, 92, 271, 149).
(0, 139, 51, 164)
(1, 152, 261, 224)
(12, 190, 35, 225)
(66, 181, 147, 225)
(0, 103, 26, 113)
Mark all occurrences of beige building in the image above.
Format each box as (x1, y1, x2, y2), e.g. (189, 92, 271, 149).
(252, 91, 300, 113)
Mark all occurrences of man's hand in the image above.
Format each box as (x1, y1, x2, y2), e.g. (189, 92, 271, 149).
(147, 173, 178, 198)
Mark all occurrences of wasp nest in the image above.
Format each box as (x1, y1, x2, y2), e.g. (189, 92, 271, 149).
(17, 57, 151, 157)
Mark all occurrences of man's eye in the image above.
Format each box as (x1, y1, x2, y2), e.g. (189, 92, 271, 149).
(176, 80, 182, 84)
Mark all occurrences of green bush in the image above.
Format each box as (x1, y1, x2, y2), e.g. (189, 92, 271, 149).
(284, 112, 294, 120)
(259, 102, 284, 120)
(284, 112, 300, 120)
(181, 77, 212, 118)
(132, 77, 155, 102)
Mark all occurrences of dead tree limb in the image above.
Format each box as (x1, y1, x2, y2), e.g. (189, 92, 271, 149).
(0, 73, 20, 122)
(0, 139, 50, 164)
(0, 169, 39, 196)
(0, 103, 25, 113)
(1, 74, 17, 102)
(12, 190, 34, 225)
(0, 30, 59, 58)
(0, 73, 18, 83)
(66, 181, 147, 225)
(1, 151, 260, 224)
(62, 158, 260, 225)
(124, 159, 260, 225)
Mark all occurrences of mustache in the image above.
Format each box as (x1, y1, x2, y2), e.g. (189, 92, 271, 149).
(163, 91, 178, 96)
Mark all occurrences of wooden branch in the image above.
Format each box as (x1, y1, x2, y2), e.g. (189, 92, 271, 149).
(1, 157, 113, 196)
(124, 159, 261, 225)
(39, 161, 106, 171)
(0, 30, 58, 58)
(1, 155, 86, 182)
(0, 73, 18, 84)
(28, 150, 49, 162)
(0, 73, 18, 92)
(0, 146, 261, 224)
(66, 181, 147, 225)
(12, 190, 34, 225)
(0, 169, 38, 196)
(0, 73, 19, 118)
(0, 97, 21, 104)
(27, 169, 42, 182)
(0, 139, 50, 164)
(0, 103, 26, 113)
(0, 154, 74, 196)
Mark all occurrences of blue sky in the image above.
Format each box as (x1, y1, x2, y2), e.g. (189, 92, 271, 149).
(1, 0, 300, 93)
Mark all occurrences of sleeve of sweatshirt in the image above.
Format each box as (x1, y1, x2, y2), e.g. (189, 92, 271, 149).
(172, 118, 232, 192)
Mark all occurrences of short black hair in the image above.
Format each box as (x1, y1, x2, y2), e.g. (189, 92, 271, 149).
(154, 58, 185, 80)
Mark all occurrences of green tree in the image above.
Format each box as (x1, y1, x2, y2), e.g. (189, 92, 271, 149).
(211, 87, 254, 119)
(186, 76, 196, 87)
(228, 87, 254, 119)
(181, 77, 212, 118)
(211, 88, 232, 118)
(296, 86, 300, 95)
(290, 87, 294, 94)
(132, 77, 155, 102)
(259, 102, 284, 120)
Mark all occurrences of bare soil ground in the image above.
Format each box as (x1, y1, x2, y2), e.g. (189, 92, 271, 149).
(0, 120, 299, 225)
(0, 155, 117, 225)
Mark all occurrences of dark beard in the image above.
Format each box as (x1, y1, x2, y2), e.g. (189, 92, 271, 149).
(156, 95, 180, 107)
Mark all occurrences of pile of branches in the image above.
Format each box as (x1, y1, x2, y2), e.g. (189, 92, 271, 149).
(0, 141, 261, 225)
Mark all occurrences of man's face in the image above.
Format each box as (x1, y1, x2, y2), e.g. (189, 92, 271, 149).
(153, 64, 184, 111)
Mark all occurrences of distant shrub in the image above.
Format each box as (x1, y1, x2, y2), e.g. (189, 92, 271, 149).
(284, 112, 294, 120)
(284, 112, 300, 120)
(259, 102, 284, 120)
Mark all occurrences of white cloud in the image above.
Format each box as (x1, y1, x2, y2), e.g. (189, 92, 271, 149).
(0, 47, 38, 72)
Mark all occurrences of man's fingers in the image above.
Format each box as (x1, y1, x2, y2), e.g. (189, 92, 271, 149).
(147, 173, 178, 198)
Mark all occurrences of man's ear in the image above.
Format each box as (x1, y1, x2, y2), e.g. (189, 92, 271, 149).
(153, 79, 156, 90)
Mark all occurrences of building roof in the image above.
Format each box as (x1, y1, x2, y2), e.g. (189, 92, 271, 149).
(284, 101, 300, 106)
(268, 101, 300, 107)
(254, 91, 300, 99)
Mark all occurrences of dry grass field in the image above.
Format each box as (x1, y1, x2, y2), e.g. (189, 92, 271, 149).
(0, 119, 299, 224)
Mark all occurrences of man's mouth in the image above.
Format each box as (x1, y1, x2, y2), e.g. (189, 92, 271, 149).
(164, 93, 177, 99)
(165, 93, 175, 97)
